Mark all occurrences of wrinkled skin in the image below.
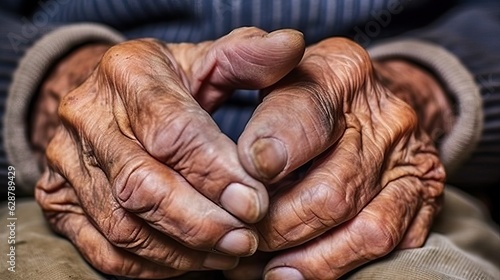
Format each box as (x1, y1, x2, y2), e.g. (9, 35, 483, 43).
(226, 38, 447, 280)
(32, 27, 448, 280)
(33, 27, 305, 278)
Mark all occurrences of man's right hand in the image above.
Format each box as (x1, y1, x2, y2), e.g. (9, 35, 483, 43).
(34, 27, 305, 279)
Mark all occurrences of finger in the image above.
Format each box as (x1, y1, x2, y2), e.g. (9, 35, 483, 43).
(255, 125, 444, 251)
(398, 204, 439, 249)
(88, 40, 269, 223)
(238, 37, 372, 183)
(47, 211, 186, 279)
(255, 128, 381, 251)
(263, 177, 442, 280)
(35, 163, 188, 278)
(398, 186, 443, 249)
(58, 104, 260, 258)
(168, 27, 305, 112)
(45, 128, 246, 268)
(35, 166, 82, 215)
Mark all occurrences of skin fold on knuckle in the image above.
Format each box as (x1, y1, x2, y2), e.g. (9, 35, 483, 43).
(87, 179, 207, 270)
(158, 247, 201, 271)
(91, 252, 134, 278)
(259, 182, 349, 251)
(110, 158, 225, 249)
(111, 158, 161, 214)
(71, 225, 156, 279)
(356, 87, 417, 158)
(35, 176, 81, 215)
(57, 83, 105, 147)
(141, 100, 216, 161)
(100, 207, 147, 249)
(99, 40, 163, 75)
(349, 214, 401, 261)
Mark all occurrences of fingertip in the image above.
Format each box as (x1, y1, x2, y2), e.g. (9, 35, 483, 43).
(266, 28, 305, 61)
(252, 138, 288, 181)
(264, 267, 305, 280)
(209, 27, 306, 90)
(216, 228, 259, 257)
(220, 182, 269, 223)
(238, 136, 288, 183)
(258, 29, 305, 87)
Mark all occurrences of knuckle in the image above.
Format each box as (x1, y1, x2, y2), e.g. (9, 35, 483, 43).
(45, 128, 75, 173)
(354, 216, 400, 259)
(111, 155, 217, 249)
(176, 221, 213, 249)
(58, 85, 89, 125)
(97, 255, 132, 277)
(88, 242, 147, 277)
(143, 108, 212, 164)
(99, 39, 168, 78)
(312, 37, 373, 91)
(34, 171, 65, 207)
(102, 210, 146, 249)
(373, 96, 419, 152)
(100, 42, 141, 72)
(298, 183, 353, 227)
(261, 183, 351, 251)
(162, 249, 198, 270)
(113, 160, 160, 212)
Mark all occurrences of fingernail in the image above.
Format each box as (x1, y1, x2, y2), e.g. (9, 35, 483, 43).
(250, 138, 287, 180)
(265, 267, 305, 280)
(220, 183, 264, 223)
(267, 29, 304, 42)
(215, 229, 258, 257)
(266, 30, 305, 61)
(203, 253, 239, 270)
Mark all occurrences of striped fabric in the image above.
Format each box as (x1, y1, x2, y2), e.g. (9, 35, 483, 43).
(38, 0, 396, 44)
(0, 0, 499, 197)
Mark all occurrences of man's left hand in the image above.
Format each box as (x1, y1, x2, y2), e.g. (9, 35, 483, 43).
(229, 37, 446, 280)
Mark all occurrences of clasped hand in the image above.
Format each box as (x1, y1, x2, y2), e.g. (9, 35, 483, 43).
(33, 27, 445, 279)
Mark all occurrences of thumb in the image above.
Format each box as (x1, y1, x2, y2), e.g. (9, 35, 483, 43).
(168, 27, 305, 112)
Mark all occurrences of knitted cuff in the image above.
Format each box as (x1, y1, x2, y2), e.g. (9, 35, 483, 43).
(368, 39, 483, 177)
(5, 23, 125, 192)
